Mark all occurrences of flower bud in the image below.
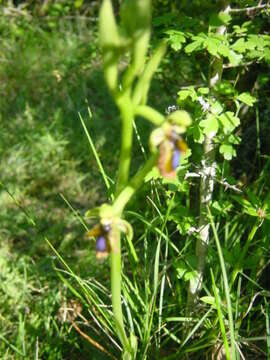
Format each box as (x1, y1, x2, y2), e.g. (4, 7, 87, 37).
(120, 0, 151, 38)
(120, 0, 151, 78)
(167, 110, 192, 130)
(99, 0, 120, 50)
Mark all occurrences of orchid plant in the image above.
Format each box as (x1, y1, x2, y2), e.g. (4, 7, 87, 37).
(85, 1, 191, 358)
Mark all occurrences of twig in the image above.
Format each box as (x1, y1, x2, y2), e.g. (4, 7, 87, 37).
(185, 171, 242, 193)
(223, 61, 256, 69)
(229, 3, 269, 13)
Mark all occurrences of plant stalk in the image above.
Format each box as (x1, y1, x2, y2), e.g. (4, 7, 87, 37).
(110, 228, 130, 352)
(188, 3, 230, 306)
(113, 153, 159, 215)
(111, 94, 159, 358)
(110, 90, 135, 357)
(116, 91, 134, 195)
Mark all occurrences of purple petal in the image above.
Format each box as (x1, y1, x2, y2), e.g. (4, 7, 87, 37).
(172, 149, 181, 170)
(96, 236, 107, 252)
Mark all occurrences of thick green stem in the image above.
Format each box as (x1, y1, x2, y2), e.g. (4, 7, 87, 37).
(110, 154, 158, 357)
(111, 90, 135, 357)
(135, 105, 165, 126)
(110, 229, 130, 351)
(110, 156, 158, 359)
(116, 92, 134, 195)
(111, 94, 160, 358)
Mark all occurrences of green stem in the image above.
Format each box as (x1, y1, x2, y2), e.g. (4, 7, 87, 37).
(110, 229, 130, 351)
(116, 92, 134, 195)
(135, 105, 165, 126)
(110, 154, 158, 356)
(111, 90, 134, 357)
(113, 153, 159, 215)
(111, 92, 158, 358)
(110, 152, 157, 358)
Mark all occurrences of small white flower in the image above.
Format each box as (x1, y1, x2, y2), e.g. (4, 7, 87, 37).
(166, 105, 179, 114)
(198, 96, 210, 112)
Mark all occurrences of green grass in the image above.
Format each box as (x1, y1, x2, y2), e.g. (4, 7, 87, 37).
(0, 16, 117, 359)
(1, 9, 270, 360)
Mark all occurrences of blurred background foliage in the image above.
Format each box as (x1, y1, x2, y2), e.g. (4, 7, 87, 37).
(0, 0, 270, 359)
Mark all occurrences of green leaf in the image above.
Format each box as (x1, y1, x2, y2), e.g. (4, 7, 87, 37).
(200, 114, 219, 137)
(198, 87, 209, 94)
(178, 87, 197, 102)
(233, 22, 250, 35)
(200, 296, 216, 306)
(247, 49, 264, 59)
(210, 100, 223, 115)
(219, 112, 240, 133)
(264, 48, 270, 62)
(211, 200, 233, 216)
(249, 35, 265, 50)
(209, 12, 231, 27)
(152, 13, 175, 26)
(188, 124, 204, 143)
(205, 37, 220, 56)
(231, 38, 246, 53)
(219, 144, 236, 160)
(237, 92, 257, 107)
(215, 80, 236, 96)
(228, 50, 242, 66)
(165, 30, 186, 51)
(175, 260, 188, 280)
(74, 0, 84, 8)
(185, 40, 203, 54)
(218, 43, 230, 57)
(243, 207, 259, 217)
(228, 134, 241, 145)
(218, 12, 232, 25)
(184, 270, 198, 281)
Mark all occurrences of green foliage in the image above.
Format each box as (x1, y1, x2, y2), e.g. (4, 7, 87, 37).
(1, 0, 270, 359)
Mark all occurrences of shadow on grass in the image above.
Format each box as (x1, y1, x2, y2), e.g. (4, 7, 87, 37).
(0, 19, 173, 359)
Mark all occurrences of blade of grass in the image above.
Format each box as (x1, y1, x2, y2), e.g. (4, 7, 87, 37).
(127, 211, 179, 254)
(0, 334, 25, 357)
(181, 308, 213, 348)
(79, 112, 113, 200)
(230, 220, 260, 287)
(210, 269, 231, 359)
(207, 206, 236, 360)
(60, 193, 89, 231)
(158, 196, 175, 349)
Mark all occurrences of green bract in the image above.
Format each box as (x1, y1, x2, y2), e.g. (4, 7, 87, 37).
(120, 0, 151, 37)
(99, 0, 120, 92)
(99, 0, 120, 50)
(121, 0, 152, 84)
